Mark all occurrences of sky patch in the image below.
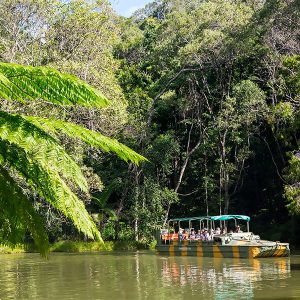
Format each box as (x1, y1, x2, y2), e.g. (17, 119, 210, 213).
(111, 0, 151, 17)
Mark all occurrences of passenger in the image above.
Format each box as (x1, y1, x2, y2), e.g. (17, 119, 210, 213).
(190, 230, 196, 240)
(215, 227, 221, 235)
(221, 227, 227, 235)
(199, 229, 205, 241)
(178, 228, 184, 241)
(195, 230, 201, 240)
(235, 225, 241, 233)
(203, 229, 210, 241)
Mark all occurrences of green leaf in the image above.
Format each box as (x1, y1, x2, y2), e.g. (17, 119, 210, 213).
(0, 63, 109, 108)
(0, 166, 49, 256)
(0, 111, 89, 192)
(0, 140, 101, 242)
(23, 116, 148, 165)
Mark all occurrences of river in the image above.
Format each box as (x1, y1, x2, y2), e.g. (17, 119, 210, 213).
(0, 252, 299, 299)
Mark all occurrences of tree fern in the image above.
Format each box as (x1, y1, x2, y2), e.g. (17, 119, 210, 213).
(0, 111, 89, 192)
(0, 134, 100, 242)
(0, 63, 146, 254)
(23, 115, 147, 165)
(91, 179, 121, 221)
(0, 166, 49, 256)
(0, 63, 109, 107)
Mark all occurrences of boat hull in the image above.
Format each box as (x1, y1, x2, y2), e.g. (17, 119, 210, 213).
(156, 240, 290, 258)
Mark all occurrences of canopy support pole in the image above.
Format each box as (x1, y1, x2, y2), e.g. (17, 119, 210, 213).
(167, 221, 170, 244)
(179, 221, 181, 243)
(189, 220, 191, 243)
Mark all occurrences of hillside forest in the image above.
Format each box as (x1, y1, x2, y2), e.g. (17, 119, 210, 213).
(0, 0, 299, 249)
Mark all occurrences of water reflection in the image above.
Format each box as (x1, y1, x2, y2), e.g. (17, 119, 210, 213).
(161, 257, 291, 299)
(0, 253, 298, 300)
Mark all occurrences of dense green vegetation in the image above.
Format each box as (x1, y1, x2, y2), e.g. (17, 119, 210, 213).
(0, 63, 145, 255)
(0, 240, 154, 254)
(0, 0, 299, 251)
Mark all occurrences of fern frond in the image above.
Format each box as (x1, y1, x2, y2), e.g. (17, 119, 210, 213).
(0, 140, 101, 242)
(23, 116, 148, 165)
(0, 111, 88, 192)
(0, 166, 49, 256)
(0, 63, 109, 108)
(92, 178, 121, 208)
(0, 63, 147, 251)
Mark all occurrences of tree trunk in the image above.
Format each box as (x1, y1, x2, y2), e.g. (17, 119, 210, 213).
(224, 171, 230, 215)
(163, 128, 202, 227)
(134, 219, 139, 241)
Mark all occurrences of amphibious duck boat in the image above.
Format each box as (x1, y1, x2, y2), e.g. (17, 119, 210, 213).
(156, 215, 290, 258)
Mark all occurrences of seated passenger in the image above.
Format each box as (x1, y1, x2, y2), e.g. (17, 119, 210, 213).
(235, 225, 242, 233)
(215, 227, 221, 235)
(221, 227, 227, 234)
(200, 229, 205, 240)
(190, 230, 196, 240)
(183, 230, 188, 240)
(178, 229, 184, 241)
(202, 229, 210, 241)
(195, 230, 201, 240)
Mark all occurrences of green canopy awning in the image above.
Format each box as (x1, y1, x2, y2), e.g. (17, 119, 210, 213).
(168, 216, 209, 222)
(210, 215, 250, 222)
(168, 215, 250, 223)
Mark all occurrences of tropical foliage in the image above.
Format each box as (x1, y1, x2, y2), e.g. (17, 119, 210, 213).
(112, 0, 300, 244)
(0, 0, 299, 248)
(0, 63, 145, 255)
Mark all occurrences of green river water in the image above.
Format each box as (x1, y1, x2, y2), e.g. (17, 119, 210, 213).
(0, 252, 299, 300)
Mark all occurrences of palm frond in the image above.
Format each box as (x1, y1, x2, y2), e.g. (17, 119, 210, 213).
(0, 63, 109, 107)
(0, 166, 49, 256)
(0, 140, 101, 242)
(23, 116, 148, 165)
(0, 111, 88, 192)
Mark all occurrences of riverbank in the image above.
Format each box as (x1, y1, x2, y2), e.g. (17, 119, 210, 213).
(50, 240, 156, 253)
(0, 240, 156, 254)
(1, 240, 299, 255)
